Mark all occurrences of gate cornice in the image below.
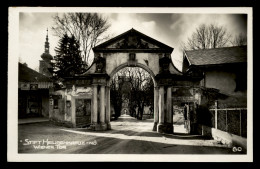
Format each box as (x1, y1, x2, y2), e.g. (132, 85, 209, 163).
(93, 28, 173, 54)
(93, 48, 173, 53)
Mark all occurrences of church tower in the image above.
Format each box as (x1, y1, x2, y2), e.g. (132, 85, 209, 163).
(39, 28, 53, 77)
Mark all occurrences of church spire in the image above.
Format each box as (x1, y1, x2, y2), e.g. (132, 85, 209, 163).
(44, 28, 50, 54)
(41, 28, 52, 61)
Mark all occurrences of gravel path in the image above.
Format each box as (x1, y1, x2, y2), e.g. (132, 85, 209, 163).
(18, 114, 243, 154)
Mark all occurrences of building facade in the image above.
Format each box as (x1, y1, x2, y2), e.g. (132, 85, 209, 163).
(18, 29, 54, 119)
(182, 46, 247, 148)
(183, 46, 247, 108)
(18, 63, 53, 118)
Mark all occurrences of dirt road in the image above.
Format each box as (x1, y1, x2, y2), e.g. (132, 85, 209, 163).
(18, 114, 242, 154)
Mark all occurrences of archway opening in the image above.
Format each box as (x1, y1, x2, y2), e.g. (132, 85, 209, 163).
(109, 66, 155, 122)
(173, 102, 190, 134)
(172, 87, 196, 134)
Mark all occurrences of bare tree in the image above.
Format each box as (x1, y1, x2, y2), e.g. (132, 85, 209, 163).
(110, 77, 123, 120)
(110, 67, 154, 120)
(52, 13, 110, 66)
(231, 33, 247, 46)
(184, 23, 231, 50)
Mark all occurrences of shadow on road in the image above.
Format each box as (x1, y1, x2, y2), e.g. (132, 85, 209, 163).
(74, 128, 211, 140)
(18, 121, 247, 154)
(71, 136, 238, 154)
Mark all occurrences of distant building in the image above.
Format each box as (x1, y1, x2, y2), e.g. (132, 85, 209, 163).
(18, 29, 54, 118)
(18, 63, 53, 118)
(39, 29, 53, 77)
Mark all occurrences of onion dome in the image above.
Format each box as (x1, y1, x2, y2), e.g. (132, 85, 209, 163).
(41, 28, 53, 61)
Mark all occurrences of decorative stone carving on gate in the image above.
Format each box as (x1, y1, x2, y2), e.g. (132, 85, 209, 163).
(95, 54, 106, 73)
(114, 35, 151, 49)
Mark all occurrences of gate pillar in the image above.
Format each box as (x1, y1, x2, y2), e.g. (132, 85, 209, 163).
(165, 86, 173, 133)
(100, 85, 107, 129)
(156, 85, 174, 134)
(153, 87, 159, 131)
(106, 86, 111, 130)
(90, 74, 110, 131)
(157, 86, 165, 133)
(90, 84, 98, 129)
(155, 54, 174, 134)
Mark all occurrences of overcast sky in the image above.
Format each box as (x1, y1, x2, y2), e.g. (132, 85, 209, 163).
(19, 12, 247, 71)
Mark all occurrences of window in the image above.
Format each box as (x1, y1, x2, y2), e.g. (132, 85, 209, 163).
(54, 99, 58, 109)
(129, 53, 136, 61)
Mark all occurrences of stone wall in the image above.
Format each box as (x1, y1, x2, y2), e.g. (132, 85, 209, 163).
(205, 70, 236, 94)
(200, 125, 247, 152)
(215, 92, 247, 108)
(105, 53, 160, 76)
(49, 89, 67, 125)
(49, 87, 93, 127)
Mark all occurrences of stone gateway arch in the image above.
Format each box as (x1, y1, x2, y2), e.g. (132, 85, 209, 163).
(61, 28, 203, 134)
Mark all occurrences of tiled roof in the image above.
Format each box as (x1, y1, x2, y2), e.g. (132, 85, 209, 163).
(19, 63, 52, 82)
(185, 46, 247, 66)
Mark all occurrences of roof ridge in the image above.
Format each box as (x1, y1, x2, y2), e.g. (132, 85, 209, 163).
(19, 62, 51, 80)
(185, 45, 247, 52)
(19, 62, 41, 74)
(184, 46, 247, 66)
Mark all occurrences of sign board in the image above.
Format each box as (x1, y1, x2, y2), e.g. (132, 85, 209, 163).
(75, 99, 91, 127)
(172, 96, 194, 102)
(21, 83, 30, 90)
(50, 95, 62, 99)
(30, 84, 38, 90)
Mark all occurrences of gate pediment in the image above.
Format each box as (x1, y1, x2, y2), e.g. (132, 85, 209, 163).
(78, 28, 183, 78)
(93, 28, 173, 53)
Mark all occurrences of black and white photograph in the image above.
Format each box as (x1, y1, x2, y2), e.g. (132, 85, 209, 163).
(8, 7, 253, 162)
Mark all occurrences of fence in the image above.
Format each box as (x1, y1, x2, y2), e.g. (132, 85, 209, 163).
(209, 105, 247, 138)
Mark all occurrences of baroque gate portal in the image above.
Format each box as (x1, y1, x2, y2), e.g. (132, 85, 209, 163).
(64, 29, 203, 134)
